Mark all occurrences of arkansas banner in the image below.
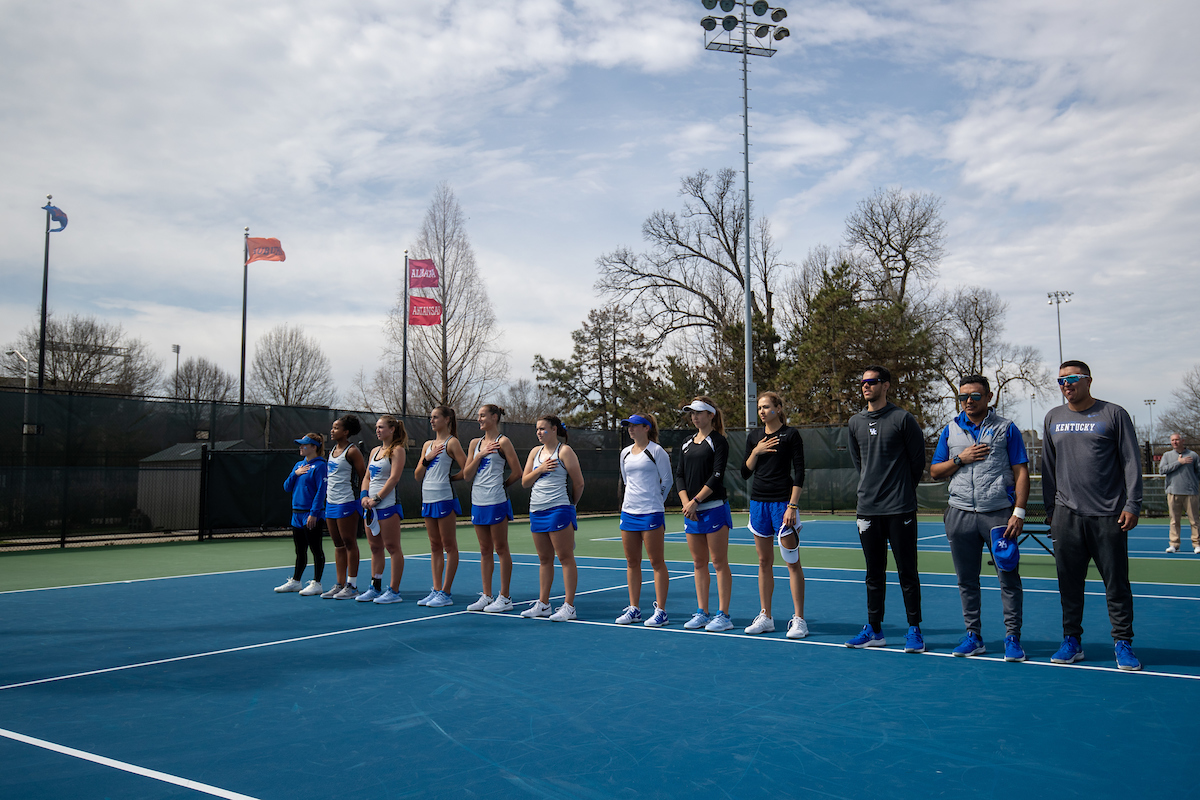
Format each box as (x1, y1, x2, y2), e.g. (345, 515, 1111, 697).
(409, 296, 442, 325)
(246, 238, 286, 264)
(408, 258, 438, 288)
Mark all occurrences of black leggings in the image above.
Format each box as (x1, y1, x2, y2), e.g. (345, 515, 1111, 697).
(292, 525, 326, 582)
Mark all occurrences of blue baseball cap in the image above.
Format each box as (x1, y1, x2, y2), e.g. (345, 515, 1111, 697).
(990, 526, 1020, 572)
(619, 414, 653, 427)
(294, 436, 320, 446)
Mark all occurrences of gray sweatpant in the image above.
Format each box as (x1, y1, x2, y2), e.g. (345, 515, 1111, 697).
(944, 506, 1023, 637)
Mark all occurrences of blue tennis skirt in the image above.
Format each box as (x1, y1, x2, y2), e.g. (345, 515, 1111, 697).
(472, 499, 514, 526)
(421, 497, 462, 519)
(325, 500, 360, 520)
(620, 511, 665, 532)
(530, 504, 577, 534)
(369, 504, 402, 521)
(684, 503, 733, 536)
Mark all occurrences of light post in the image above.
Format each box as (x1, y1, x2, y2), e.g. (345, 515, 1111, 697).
(1144, 399, 1156, 446)
(171, 344, 181, 398)
(700, 0, 789, 427)
(1029, 392, 1035, 433)
(6, 349, 32, 444)
(1047, 290, 1072, 365)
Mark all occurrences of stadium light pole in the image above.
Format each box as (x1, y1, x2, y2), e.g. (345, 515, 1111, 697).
(1144, 399, 1156, 446)
(1047, 290, 1072, 365)
(171, 344, 180, 398)
(700, 0, 789, 427)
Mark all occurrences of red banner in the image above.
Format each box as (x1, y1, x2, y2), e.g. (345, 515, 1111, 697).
(246, 237, 286, 264)
(408, 258, 438, 288)
(409, 296, 442, 325)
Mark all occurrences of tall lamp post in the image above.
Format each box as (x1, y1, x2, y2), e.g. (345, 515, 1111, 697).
(1047, 290, 1072, 364)
(1144, 398, 1156, 446)
(171, 344, 181, 398)
(700, 0, 789, 427)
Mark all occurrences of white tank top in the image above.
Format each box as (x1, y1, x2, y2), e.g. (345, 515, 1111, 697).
(529, 443, 570, 512)
(421, 439, 455, 503)
(326, 443, 356, 504)
(367, 449, 396, 509)
(471, 436, 508, 506)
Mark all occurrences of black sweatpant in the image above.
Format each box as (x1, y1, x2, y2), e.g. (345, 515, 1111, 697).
(858, 513, 922, 627)
(1050, 508, 1134, 641)
(291, 525, 326, 582)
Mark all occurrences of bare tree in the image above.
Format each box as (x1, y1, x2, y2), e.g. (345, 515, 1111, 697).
(171, 357, 237, 403)
(2, 312, 161, 395)
(934, 287, 1052, 413)
(495, 378, 562, 423)
(248, 324, 335, 406)
(375, 182, 507, 413)
(1160, 364, 1200, 441)
(844, 186, 945, 305)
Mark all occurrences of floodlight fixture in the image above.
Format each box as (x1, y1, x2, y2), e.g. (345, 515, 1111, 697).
(719, 0, 736, 11)
(752, 0, 770, 14)
(771, 7, 787, 21)
(702, 0, 718, 7)
(755, 24, 771, 38)
(773, 26, 790, 40)
(702, 15, 718, 30)
(722, 14, 738, 30)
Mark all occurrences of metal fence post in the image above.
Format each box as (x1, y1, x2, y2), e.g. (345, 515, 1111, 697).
(197, 443, 209, 541)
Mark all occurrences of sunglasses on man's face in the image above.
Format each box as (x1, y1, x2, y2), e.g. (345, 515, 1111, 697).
(957, 392, 984, 402)
(861, 378, 882, 386)
(1057, 374, 1090, 386)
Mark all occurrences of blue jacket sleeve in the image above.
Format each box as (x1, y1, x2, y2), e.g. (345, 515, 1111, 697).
(309, 461, 327, 517)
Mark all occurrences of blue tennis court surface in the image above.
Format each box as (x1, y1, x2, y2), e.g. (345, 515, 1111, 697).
(594, 518, 1189, 558)
(2, 553, 1198, 799)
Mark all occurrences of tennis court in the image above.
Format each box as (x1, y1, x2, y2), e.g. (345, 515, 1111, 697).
(2, 516, 1198, 799)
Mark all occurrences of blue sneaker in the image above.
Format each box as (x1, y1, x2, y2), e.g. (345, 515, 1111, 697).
(644, 604, 669, 627)
(1003, 635, 1027, 662)
(683, 609, 710, 630)
(845, 624, 886, 648)
(373, 587, 402, 604)
(952, 631, 985, 657)
(426, 590, 453, 608)
(904, 625, 926, 653)
(355, 586, 381, 602)
(1114, 640, 1142, 671)
(615, 606, 642, 625)
(1051, 635, 1085, 664)
(705, 611, 733, 632)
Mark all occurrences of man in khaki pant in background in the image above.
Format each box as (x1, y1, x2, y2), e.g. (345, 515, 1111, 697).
(1162, 433, 1200, 554)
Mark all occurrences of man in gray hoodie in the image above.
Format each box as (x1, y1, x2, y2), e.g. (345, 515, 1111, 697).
(844, 365, 928, 653)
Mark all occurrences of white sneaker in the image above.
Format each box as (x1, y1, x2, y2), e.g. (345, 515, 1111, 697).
(355, 586, 380, 602)
(1167, 545, 1180, 553)
(1194, 546, 1200, 555)
(615, 606, 641, 624)
(274, 578, 302, 593)
(786, 616, 810, 639)
(373, 587, 403, 604)
(320, 583, 343, 599)
(549, 603, 576, 622)
(644, 603, 669, 627)
(334, 584, 359, 600)
(467, 593, 494, 611)
(705, 611, 733, 632)
(744, 611, 775, 635)
(417, 589, 439, 606)
(426, 591, 453, 608)
(484, 595, 514, 613)
(298, 580, 323, 596)
(520, 600, 552, 618)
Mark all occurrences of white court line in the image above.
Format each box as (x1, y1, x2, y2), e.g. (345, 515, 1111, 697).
(472, 608, 1200, 682)
(0, 611, 467, 692)
(0, 726, 260, 799)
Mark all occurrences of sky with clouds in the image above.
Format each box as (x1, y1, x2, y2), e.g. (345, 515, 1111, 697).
(1, 0, 1195, 434)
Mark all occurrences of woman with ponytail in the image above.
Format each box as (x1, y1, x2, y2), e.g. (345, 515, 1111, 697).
(462, 404, 524, 613)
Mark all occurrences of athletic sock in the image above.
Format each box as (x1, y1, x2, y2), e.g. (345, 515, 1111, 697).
(372, 577, 382, 592)
(347, 577, 357, 588)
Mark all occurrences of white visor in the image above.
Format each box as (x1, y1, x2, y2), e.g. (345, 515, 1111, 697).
(681, 401, 717, 415)
(778, 523, 801, 564)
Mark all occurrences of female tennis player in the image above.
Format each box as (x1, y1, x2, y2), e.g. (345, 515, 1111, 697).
(520, 415, 585, 622)
(461, 404, 524, 613)
(278, 432, 328, 596)
(740, 391, 808, 638)
(413, 406, 467, 608)
(615, 413, 674, 627)
(356, 415, 407, 604)
(321, 415, 368, 599)
(677, 397, 735, 632)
